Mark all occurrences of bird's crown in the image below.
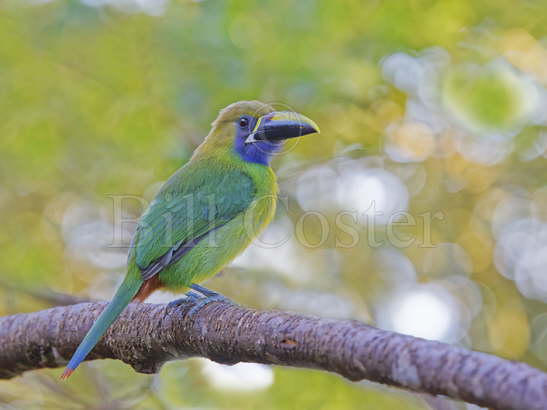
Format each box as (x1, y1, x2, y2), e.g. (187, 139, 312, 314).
(212, 100, 274, 128)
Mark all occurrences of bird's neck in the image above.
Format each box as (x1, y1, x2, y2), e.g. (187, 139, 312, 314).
(233, 137, 282, 166)
(189, 146, 279, 199)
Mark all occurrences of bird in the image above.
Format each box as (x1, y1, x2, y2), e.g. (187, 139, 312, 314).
(61, 100, 319, 379)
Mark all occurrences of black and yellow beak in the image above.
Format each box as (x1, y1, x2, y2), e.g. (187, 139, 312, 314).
(245, 111, 320, 144)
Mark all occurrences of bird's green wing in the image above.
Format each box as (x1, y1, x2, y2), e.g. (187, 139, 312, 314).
(131, 163, 256, 280)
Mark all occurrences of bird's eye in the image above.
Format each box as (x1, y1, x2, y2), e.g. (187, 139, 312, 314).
(239, 117, 249, 128)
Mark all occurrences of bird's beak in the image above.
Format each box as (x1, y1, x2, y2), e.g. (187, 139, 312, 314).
(245, 111, 320, 144)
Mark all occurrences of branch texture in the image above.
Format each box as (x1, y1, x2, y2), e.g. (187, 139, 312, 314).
(1, 301, 546, 410)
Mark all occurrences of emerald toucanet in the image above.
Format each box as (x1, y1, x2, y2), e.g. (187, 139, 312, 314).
(61, 100, 319, 379)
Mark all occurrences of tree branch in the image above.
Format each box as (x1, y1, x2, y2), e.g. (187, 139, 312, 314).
(1, 301, 546, 410)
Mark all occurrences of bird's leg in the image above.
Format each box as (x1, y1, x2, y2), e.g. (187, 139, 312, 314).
(166, 291, 200, 310)
(188, 284, 227, 298)
(167, 284, 236, 316)
(186, 284, 236, 316)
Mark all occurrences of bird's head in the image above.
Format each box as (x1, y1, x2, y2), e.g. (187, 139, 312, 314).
(196, 100, 320, 166)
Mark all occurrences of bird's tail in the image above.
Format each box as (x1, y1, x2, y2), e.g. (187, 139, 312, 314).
(61, 270, 143, 379)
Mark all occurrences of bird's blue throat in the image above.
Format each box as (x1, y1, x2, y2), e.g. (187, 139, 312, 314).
(234, 136, 282, 166)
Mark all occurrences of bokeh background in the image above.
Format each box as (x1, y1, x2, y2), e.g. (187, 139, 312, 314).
(1, 0, 547, 409)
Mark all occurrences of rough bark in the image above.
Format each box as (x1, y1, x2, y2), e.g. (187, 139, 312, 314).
(0, 301, 546, 410)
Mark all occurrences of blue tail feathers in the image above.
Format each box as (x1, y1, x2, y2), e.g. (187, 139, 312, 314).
(61, 273, 142, 379)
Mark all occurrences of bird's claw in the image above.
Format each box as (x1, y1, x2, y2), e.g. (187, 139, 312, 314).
(167, 284, 236, 317)
(166, 292, 198, 310)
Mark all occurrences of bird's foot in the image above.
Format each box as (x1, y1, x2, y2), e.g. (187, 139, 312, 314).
(166, 292, 199, 310)
(186, 284, 236, 316)
(167, 284, 236, 317)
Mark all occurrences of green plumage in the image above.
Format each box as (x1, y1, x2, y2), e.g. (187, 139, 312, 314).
(132, 154, 276, 288)
(134, 165, 255, 272)
(62, 100, 318, 378)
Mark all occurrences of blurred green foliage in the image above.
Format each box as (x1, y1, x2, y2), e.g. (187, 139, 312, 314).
(1, 0, 547, 409)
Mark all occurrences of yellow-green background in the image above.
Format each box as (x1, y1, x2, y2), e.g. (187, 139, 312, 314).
(1, 0, 547, 409)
